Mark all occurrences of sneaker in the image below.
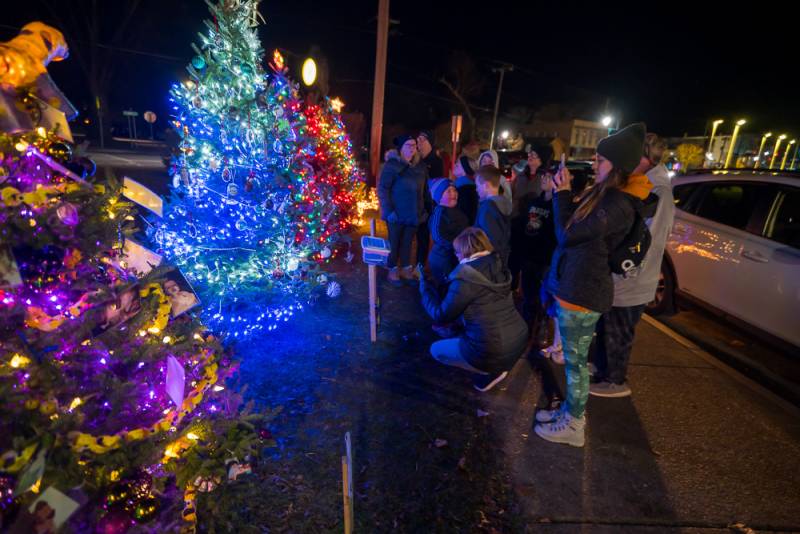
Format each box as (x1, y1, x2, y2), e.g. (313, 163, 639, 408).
(535, 402, 564, 423)
(534, 412, 586, 447)
(387, 267, 403, 286)
(589, 381, 631, 398)
(400, 265, 420, 284)
(472, 371, 508, 392)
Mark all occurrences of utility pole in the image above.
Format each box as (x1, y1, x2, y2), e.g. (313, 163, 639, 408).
(369, 0, 390, 186)
(489, 63, 513, 150)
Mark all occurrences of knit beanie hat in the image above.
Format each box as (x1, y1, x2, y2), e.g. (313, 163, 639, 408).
(458, 155, 475, 177)
(418, 130, 434, 144)
(596, 123, 646, 174)
(393, 134, 414, 150)
(428, 178, 453, 205)
(529, 143, 554, 169)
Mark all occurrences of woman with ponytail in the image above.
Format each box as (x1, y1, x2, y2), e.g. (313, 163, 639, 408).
(534, 123, 648, 447)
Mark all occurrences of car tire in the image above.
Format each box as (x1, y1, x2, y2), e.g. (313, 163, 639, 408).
(647, 259, 675, 316)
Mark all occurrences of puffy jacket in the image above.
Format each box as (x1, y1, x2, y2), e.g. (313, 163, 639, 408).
(428, 205, 469, 284)
(476, 194, 513, 266)
(378, 152, 428, 226)
(512, 191, 556, 267)
(421, 253, 528, 373)
(545, 186, 643, 313)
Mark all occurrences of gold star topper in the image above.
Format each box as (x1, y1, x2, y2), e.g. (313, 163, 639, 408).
(248, 0, 266, 27)
(330, 97, 345, 113)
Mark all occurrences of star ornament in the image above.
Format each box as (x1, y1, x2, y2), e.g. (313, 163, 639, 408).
(330, 97, 345, 113)
(248, 0, 267, 27)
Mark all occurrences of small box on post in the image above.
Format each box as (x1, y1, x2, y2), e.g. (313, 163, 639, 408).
(361, 235, 390, 266)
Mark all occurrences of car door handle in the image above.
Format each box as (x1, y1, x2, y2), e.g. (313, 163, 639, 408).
(742, 250, 769, 263)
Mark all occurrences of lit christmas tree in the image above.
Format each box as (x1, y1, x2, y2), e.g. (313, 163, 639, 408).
(1, 23, 267, 532)
(155, 0, 360, 337)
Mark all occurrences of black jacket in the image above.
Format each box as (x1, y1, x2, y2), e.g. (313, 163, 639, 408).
(455, 176, 479, 225)
(428, 205, 469, 284)
(378, 152, 428, 226)
(545, 188, 639, 313)
(476, 194, 512, 266)
(422, 151, 445, 179)
(512, 191, 556, 267)
(421, 253, 528, 373)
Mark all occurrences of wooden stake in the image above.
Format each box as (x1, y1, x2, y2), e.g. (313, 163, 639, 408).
(342, 456, 353, 534)
(368, 218, 378, 342)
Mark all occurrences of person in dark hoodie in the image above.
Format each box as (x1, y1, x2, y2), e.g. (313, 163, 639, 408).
(427, 178, 469, 286)
(420, 227, 529, 392)
(475, 165, 513, 267)
(534, 123, 646, 448)
(378, 134, 428, 286)
(454, 155, 479, 224)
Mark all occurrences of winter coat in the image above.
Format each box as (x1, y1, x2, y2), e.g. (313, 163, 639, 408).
(478, 149, 512, 205)
(421, 252, 528, 373)
(613, 165, 675, 306)
(476, 194, 513, 266)
(545, 178, 650, 313)
(378, 151, 429, 226)
(428, 205, 469, 284)
(512, 191, 556, 267)
(422, 150, 445, 179)
(455, 175, 479, 225)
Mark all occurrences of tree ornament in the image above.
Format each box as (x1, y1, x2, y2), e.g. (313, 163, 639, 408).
(345, 251, 355, 263)
(240, 63, 253, 76)
(209, 159, 220, 172)
(235, 217, 247, 231)
(317, 274, 328, 284)
(221, 167, 232, 182)
(48, 141, 72, 163)
(286, 257, 300, 272)
(320, 246, 332, 259)
(56, 201, 79, 226)
(226, 182, 239, 196)
(326, 280, 342, 298)
(180, 167, 190, 187)
(132, 496, 159, 522)
(272, 268, 284, 279)
(95, 507, 133, 534)
(191, 56, 206, 70)
(192, 96, 203, 109)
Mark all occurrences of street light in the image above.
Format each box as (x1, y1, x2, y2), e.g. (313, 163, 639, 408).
(780, 139, 795, 170)
(501, 130, 509, 139)
(707, 119, 724, 163)
(754, 132, 772, 169)
(302, 57, 317, 86)
(769, 134, 787, 169)
(601, 116, 613, 127)
(723, 119, 746, 168)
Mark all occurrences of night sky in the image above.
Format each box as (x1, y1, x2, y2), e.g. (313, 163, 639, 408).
(3, 0, 798, 139)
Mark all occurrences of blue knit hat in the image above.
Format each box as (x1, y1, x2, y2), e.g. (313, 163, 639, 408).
(429, 178, 453, 205)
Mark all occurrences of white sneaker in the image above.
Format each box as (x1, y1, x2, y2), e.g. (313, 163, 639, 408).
(535, 411, 586, 447)
(535, 403, 563, 423)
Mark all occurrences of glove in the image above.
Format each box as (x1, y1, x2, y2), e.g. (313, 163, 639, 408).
(387, 211, 399, 224)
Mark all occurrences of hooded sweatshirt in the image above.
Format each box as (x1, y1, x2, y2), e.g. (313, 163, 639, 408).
(613, 164, 674, 306)
(420, 252, 528, 373)
(478, 150, 513, 205)
(476, 193, 513, 266)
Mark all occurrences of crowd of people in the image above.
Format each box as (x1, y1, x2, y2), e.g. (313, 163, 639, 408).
(377, 124, 675, 448)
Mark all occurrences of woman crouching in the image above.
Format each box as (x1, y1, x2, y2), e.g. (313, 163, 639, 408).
(419, 227, 528, 392)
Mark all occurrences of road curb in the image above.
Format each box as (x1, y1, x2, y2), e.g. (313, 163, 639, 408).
(643, 315, 800, 418)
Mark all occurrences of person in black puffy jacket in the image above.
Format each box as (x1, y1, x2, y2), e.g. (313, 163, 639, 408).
(534, 123, 645, 448)
(420, 227, 528, 392)
(378, 135, 429, 285)
(454, 155, 479, 224)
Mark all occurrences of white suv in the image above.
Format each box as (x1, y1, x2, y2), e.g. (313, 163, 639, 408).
(648, 171, 800, 349)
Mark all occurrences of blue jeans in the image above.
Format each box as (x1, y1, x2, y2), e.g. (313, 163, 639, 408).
(430, 338, 488, 374)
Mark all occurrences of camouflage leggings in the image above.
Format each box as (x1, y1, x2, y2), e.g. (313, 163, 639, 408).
(555, 302, 601, 419)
